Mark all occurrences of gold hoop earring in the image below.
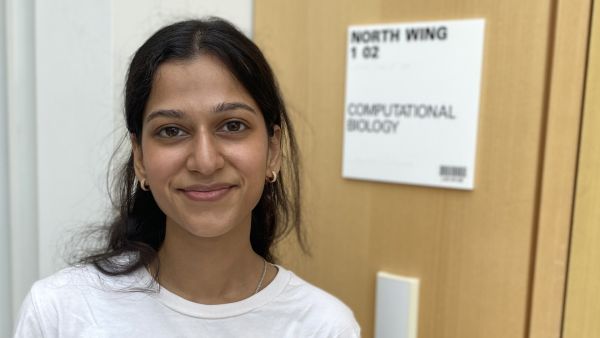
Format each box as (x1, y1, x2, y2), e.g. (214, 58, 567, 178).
(267, 170, 277, 183)
(140, 178, 150, 191)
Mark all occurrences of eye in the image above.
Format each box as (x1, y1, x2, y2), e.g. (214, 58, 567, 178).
(157, 126, 186, 138)
(220, 120, 248, 133)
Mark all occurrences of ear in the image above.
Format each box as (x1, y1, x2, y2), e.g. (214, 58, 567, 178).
(266, 125, 282, 176)
(131, 134, 146, 181)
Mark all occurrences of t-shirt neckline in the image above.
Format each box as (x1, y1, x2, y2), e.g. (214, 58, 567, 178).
(142, 264, 291, 319)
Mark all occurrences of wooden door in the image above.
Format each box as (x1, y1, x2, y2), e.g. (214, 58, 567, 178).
(253, 1, 592, 337)
(562, 1, 600, 337)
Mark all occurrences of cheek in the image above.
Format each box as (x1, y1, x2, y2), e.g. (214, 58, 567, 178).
(232, 149, 268, 210)
(227, 140, 269, 179)
(143, 146, 186, 181)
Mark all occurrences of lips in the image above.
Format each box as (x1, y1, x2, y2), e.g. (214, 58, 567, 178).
(179, 184, 235, 202)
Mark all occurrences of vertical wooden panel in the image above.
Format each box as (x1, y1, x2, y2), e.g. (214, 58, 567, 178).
(254, 1, 590, 337)
(562, 1, 600, 337)
(527, 0, 592, 336)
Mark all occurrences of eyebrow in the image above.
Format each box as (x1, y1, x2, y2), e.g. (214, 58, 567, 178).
(145, 102, 257, 123)
(145, 109, 184, 123)
(213, 102, 257, 114)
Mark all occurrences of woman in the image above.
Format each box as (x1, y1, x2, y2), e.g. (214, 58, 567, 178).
(14, 18, 360, 337)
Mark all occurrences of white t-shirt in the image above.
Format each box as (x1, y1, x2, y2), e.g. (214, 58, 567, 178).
(14, 263, 360, 338)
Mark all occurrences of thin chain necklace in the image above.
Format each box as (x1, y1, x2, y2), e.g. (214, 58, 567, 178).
(253, 259, 267, 294)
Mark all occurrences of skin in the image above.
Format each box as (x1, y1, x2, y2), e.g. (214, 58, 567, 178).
(132, 54, 280, 304)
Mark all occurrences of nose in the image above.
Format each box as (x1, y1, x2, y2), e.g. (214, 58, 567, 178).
(185, 128, 225, 176)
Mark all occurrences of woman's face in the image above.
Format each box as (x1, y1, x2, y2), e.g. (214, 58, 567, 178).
(132, 55, 281, 239)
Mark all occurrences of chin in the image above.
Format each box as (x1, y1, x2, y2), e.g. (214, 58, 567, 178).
(173, 215, 248, 239)
(164, 208, 252, 240)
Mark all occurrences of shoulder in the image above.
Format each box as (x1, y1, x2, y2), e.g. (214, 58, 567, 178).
(14, 266, 99, 337)
(25, 265, 118, 315)
(275, 266, 361, 337)
(28, 263, 148, 312)
(30, 252, 150, 295)
(30, 263, 144, 294)
(29, 265, 98, 299)
(284, 269, 355, 318)
(15, 264, 152, 337)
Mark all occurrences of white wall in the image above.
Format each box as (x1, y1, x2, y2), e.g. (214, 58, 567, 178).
(4, 0, 253, 334)
(0, 0, 12, 335)
(36, 0, 114, 279)
(5, 1, 38, 336)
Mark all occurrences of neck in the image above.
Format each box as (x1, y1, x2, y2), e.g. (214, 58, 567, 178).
(152, 218, 265, 305)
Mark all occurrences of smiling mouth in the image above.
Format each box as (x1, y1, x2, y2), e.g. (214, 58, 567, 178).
(179, 185, 235, 202)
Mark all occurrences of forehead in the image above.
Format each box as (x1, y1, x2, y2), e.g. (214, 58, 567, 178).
(145, 55, 257, 115)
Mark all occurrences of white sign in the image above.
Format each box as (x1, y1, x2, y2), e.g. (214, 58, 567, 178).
(342, 19, 485, 190)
